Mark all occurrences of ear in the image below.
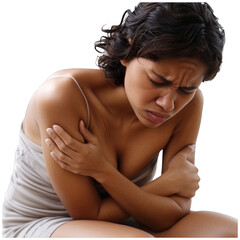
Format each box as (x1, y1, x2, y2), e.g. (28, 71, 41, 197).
(120, 59, 128, 67)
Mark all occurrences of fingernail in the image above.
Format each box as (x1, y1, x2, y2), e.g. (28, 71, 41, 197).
(53, 125, 59, 131)
(46, 128, 52, 135)
(45, 138, 51, 146)
(190, 144, 196, 151)
(50, 152, 56, 159)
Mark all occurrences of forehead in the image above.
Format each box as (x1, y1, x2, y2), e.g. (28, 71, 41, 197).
(140, 58, 207, 86)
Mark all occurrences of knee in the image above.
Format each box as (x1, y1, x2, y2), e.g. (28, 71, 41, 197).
(126, 229, 154, 238)
(223, 217, 238, 238)
(133, 232, 154, 238)
(197, 211, 238, 238)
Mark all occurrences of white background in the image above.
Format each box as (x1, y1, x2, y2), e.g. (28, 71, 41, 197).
(0, 0, 239, 233)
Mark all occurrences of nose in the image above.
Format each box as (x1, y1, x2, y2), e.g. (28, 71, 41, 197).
(155, 90, 175, 112)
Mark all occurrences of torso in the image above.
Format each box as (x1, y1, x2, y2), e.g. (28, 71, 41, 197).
(23, 68, 179, 180)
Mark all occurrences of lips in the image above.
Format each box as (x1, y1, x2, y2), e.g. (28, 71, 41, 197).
(146, 110, 170, 124)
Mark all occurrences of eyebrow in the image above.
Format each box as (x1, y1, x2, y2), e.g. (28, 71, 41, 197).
(152, 70, 172, 84)
(151, 70, 198, 89)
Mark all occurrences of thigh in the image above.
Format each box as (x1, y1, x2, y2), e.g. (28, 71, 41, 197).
(153, 211, 238, 238)
(51, 219, 154, 238)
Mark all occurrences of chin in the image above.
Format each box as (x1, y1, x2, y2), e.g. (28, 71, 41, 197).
(139, 117, 163, 129)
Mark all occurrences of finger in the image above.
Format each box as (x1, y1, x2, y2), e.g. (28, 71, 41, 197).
(49, 145, 76, 166)
(50, 151, 74, 171)
(45, 138, 55, 151)
(185, 145, 195, 164)
(174, 144, 194, 157)
(46, 128, 77, 156)
(52, 125, 84, 151)
(174, 144, 195, 164)
(50, 151, 81, 175)
(181, 144, 195, 161)
(79, 120, 97, 144)
(181, 144, 195, 154)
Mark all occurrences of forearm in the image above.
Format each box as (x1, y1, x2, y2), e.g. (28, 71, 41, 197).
(45, 118, 196, 227)
(141, 172, 177, 196)
(96, 172, 180, 223)
(96, 197, 129, 223)
(95, 164, 186, 232)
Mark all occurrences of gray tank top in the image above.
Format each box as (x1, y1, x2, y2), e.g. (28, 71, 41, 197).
(2, 75, 158, 236)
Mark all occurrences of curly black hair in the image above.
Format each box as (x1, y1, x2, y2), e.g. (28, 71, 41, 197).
(95, 2, 225, 85)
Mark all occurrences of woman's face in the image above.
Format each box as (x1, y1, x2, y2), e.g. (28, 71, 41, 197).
(122, 57, 207, 128)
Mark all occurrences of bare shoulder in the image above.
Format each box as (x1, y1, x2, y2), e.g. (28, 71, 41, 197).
(35, 70, 92, 139)
(35, 68, 107, 118)
(180, 89, 203, 118)
(30, 70, 102, 219)
(24, 69, 104, 144)
(162, 89, 204, 171)
(189, 88, 203, 109)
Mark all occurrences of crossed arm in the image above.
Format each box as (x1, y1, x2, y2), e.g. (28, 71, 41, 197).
(45, 120, 200, 231)
(36, 80, 202, 232)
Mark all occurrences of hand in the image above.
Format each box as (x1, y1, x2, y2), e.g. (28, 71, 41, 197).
(45, 120, 109, 178)
(166, 145, 200, 198)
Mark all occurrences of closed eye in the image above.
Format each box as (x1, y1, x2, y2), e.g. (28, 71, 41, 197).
(150, 79, 197, 93)
(179, 86, 198, 95)
(149, 78, 169, 87)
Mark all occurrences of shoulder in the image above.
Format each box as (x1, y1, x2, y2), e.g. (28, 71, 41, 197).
(162, 89, 204, 172)
(36, 75, 83, 115)
(183, 89, 203, 114)
(189, 88, 203, 109)
(35, 68, 105, 110)
(34, 70, 93, 140)
(31, 70, 102, 219)
(34, 68, 108, 139)
(174, 89, 204, 125)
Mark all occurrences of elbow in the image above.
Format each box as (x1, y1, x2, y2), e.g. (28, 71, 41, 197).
(71, 214, 96, 221)
(148, 198, 191, 232)
(150, 208, 185, 233)
(66, 199, 102, 221)
(68, 205, 100, 221)
(70, 211, 97, 221)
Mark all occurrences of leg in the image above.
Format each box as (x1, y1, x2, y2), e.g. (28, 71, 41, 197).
(51, 219, 154, 238)
(153, 211, 238, 238)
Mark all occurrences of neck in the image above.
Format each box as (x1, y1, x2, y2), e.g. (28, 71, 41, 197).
(100, 83, 139, 126)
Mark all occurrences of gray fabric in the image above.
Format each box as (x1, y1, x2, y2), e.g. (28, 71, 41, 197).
(2, 75, 158, 237)
(2, 127, 72, 237)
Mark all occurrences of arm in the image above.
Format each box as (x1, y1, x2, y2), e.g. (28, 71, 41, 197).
(46, 116, 201, 232)
(47, 123, 186, 231)
(94, 145, 197, 223)
(45, 90, 203, 231)
(94, 148, 196, 231)
(35, 77, 102, 219)
(160, 89, 203, 213)
(96, 91, 203, 231)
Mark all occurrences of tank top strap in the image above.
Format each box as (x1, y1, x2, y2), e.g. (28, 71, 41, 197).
(47, 75, 91, 128)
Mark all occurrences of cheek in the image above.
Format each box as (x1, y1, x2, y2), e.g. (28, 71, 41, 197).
(124, 74, 150, 105)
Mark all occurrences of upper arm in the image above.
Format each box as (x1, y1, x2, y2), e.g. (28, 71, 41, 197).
(162, 89, 203, 172)
(35, 77, 101, 219)
(162, 90, 203, 211)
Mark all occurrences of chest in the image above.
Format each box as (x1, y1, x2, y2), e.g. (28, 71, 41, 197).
(91, 121, 173, 180)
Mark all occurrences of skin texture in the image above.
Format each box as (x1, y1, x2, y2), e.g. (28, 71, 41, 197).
(23, 58, 238, 237)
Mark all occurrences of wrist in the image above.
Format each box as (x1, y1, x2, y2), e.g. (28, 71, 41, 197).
(93, 159, 114, 183)
(162, 170, 179, 195)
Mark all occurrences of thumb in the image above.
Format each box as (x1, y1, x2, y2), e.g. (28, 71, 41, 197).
(79, 120, 96, 144)
(181, 144, 195, 164)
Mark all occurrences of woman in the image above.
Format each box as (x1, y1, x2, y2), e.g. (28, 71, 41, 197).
(2, 2, 237, 237)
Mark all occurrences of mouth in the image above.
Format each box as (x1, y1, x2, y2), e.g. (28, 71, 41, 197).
(146, 110, 170, 124)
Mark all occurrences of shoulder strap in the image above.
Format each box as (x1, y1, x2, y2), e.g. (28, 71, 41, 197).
(47, 75, 91, 128)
